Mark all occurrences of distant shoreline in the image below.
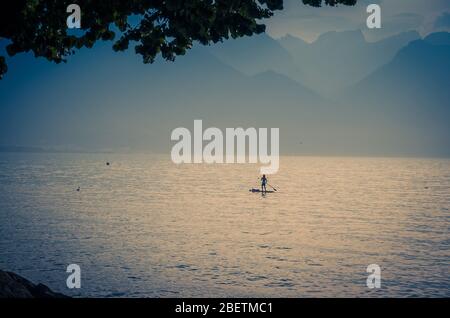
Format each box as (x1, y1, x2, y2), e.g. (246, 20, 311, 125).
(0, 146, 113, 154)
(1, 146, 449, 160)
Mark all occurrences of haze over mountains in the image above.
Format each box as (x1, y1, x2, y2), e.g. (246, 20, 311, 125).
(0, 42, 327, 154)
(210, 30, 420, 96)
(0, 30, 449, 157)
(342, 32, 450, 156)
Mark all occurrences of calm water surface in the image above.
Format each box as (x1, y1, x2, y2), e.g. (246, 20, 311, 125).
(0, 153, 449, 297)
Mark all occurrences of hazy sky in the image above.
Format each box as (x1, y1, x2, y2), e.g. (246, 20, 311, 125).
(266, 0, 450, 41)
(0, 0, 449, 156)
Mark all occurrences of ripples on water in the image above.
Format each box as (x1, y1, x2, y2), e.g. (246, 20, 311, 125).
(0, 153, 449, 297)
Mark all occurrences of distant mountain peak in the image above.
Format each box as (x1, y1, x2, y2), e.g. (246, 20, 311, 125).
(424, 32, 450, 46)
(314, 29, 365, 44)
(279, 34, 309, 44)
(382, 30, 420, 42)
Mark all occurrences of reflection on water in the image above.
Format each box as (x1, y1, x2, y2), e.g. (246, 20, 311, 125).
(0, 153, 449, 297)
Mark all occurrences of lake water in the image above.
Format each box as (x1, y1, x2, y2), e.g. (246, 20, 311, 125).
(0, 153, 449, 297)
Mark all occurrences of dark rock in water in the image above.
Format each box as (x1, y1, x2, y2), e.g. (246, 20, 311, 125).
(0, 270, 69, 298)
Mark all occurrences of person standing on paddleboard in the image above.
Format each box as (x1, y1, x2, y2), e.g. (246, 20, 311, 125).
(261, 174, 268, 193)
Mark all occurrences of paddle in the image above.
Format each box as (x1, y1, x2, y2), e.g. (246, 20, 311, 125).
(257, 178, 277, 191)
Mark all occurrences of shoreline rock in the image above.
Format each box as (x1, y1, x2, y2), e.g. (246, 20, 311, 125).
(0, 270, 69, 298)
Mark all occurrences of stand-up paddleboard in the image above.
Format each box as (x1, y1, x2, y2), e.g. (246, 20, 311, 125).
(249, 188, 276, 193)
